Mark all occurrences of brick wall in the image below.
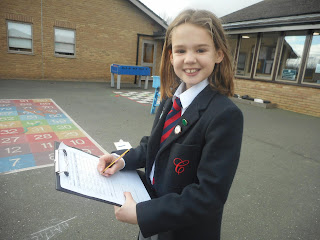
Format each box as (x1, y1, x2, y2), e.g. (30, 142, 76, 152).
(0, 0, 164, 82)
(234, 78, 320, 117)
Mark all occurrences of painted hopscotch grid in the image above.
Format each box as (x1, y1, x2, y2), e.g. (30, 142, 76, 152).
(0, 99, 106, 174)
(113, 91, 160, 105)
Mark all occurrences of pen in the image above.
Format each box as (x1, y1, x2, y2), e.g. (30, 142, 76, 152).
(102, 149, 130, 173)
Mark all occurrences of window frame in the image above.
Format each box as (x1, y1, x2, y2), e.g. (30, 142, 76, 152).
(7, 20, 33, 54)
(54, 27, 76, 58)
(301, 30, 320, 86)
(253, 32, 281, 81)
(275, 30, 308, 84)
(235, 33, 258, 79)
(227, 34, 239, 59)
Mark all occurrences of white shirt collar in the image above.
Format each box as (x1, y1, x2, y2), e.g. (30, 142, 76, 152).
(173, 79, 209, 115)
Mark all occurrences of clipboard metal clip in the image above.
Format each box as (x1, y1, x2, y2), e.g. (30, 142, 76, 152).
(55, 149, 69, 176)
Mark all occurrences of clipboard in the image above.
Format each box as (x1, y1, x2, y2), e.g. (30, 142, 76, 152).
(54, 141, 152, 206)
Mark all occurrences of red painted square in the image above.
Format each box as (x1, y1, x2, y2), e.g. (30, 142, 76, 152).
(0, 134, 27, 146)
(63, 137, 95, 148)
(29, 141, 55, 153)
(25, 132, 59, 143)
(0, 127, 25, 136)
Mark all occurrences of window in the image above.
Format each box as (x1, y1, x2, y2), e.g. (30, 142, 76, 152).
(141, 40, 157, 76)
(236, 34, 258, 77)
(143, 43, 154, 63)
(276, 31, 307, 82)
(54, 28, 75, 56)
(7, 21, 32, 53)
(303, 31, 320, 85)
(255, 32, 279, 79)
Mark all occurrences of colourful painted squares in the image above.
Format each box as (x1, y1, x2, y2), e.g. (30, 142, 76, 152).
(0, 99, 105, 174)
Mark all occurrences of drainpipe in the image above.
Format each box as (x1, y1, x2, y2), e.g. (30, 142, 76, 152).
(41, 0, 44, 79)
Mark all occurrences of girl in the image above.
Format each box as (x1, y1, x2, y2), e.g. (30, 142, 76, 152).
(98, 9, 243, 240)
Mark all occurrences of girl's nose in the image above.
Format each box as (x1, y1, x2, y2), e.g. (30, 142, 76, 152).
(184, 52, 197, 64)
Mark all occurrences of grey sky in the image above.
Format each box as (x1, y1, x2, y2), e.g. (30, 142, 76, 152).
(140, 0, 263, 20)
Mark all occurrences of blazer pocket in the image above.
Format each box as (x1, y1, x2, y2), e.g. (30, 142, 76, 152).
(164, 143, 201, 191)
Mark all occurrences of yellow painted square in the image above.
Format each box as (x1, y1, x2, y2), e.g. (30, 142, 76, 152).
(0, 121, 23, 129)
(25, 125, 54, 134)
(55, 130, 86, 139)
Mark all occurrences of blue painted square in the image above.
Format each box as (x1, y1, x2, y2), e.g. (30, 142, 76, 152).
(47, 118, 72, 125)
(0, 111, 18, 117)
(0, 154, 36, 173)
(19, 114, 45, 121)
(44, 113, 67, 119)
(0, 107, 17, 112)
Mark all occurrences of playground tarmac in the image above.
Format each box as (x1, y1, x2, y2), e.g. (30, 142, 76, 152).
(0, 79, 319, 240)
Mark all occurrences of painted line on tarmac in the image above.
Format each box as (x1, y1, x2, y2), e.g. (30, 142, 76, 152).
(0, 163, 53, 175)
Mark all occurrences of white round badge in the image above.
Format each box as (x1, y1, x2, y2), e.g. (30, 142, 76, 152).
(174, 125, 181, 134)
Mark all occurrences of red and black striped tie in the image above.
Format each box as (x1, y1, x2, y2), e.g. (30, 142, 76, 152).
(160, 98, 182, 147)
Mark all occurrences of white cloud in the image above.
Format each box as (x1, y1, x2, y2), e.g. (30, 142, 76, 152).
(140, 0, 263, 19)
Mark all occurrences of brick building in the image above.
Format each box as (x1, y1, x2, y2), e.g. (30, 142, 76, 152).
(0, 0, 167, 83)
(222, 0, 320, 117)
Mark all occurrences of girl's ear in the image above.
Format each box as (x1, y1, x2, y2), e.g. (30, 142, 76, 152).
(169, 49, 173, 64)
(215, 49, 224, 64)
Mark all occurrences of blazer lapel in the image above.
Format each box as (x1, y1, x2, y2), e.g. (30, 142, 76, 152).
(150, 98, 172, 140)
(146, 99, 173, 172)
(159, 85, 217, 152)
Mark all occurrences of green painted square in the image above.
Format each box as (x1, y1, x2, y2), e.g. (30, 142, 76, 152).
(51, 124, 78, 132)
(0, 116, 20, 122)
(21, 119, 48, 128)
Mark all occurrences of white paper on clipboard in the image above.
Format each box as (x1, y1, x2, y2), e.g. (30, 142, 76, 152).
(54, 142, 150, 206)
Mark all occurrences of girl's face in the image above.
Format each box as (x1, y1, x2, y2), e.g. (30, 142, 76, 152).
(170, 23, 224, 89)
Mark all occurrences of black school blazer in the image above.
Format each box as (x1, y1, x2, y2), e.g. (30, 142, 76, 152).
(116, 85, 243, 240)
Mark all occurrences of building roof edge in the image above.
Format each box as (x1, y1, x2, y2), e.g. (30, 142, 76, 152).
(222, 13, 320, 30)
(128, 0, 168, 30)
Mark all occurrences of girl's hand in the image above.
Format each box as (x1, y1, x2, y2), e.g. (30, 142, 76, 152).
(114, 192, 138, 225)
(97, 154, 125, 177)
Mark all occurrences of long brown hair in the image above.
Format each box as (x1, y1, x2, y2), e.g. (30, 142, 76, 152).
(160, 9, 234, 100)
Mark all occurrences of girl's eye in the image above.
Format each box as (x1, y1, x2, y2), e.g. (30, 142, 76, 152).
(197, 49, 206, 53)
(176, 49, 185, 54)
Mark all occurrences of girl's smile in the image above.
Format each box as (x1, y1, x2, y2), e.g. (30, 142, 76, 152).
(184, 69, 199, 74)
(170, 23, 224, 89)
